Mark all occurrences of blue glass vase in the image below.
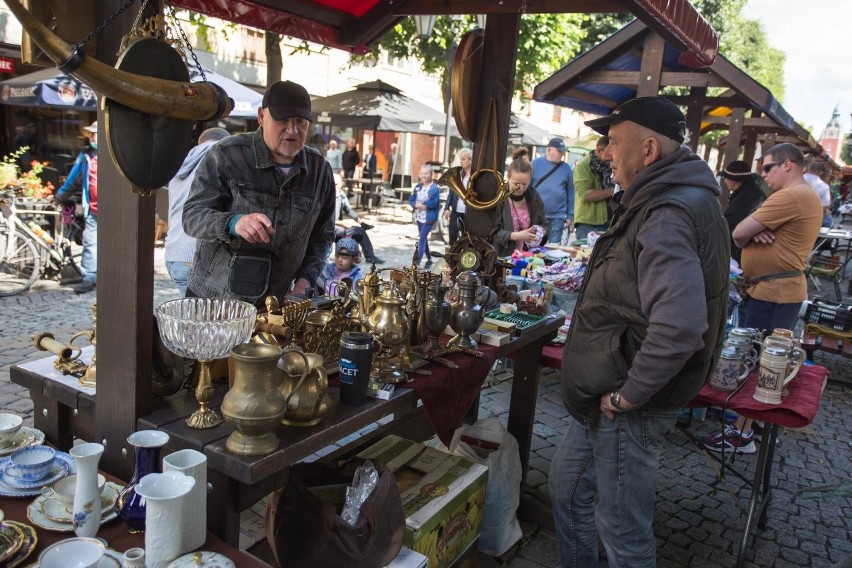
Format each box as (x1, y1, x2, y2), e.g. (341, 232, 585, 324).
(117, 430, 170, 532)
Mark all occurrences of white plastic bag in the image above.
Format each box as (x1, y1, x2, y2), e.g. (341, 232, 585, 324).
(448, 418, 523, 556)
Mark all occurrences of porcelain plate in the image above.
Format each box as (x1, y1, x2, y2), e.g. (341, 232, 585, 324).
(0, 451, 75, 497)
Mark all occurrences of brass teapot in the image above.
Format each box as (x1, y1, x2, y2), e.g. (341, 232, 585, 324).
(367, 285, 409, 383)
(278, 349, 331, 427)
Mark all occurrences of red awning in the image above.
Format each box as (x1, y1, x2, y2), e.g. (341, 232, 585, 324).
(172, 0, 718, 67)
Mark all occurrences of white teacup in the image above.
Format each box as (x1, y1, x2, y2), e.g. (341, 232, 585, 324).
(0, 413, 23, 446)
(44, 473, 107, 505)
(39, 537, 105, 568)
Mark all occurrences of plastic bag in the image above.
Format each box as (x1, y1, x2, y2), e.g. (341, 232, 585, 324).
(448, 418, 523, 556)
(341, 460, 379, 526)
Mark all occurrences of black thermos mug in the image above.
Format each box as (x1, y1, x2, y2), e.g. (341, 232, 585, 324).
(338, 332, 374, 405)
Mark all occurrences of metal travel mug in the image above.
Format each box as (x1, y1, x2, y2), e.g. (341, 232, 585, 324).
(339, 332, 374, 406)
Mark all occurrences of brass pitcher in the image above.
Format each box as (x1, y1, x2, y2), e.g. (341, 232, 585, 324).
(367, 285, 409, 383)
(353, 266, 382, 332)
(278, 350, 331, 427)
(221, 343, 288, 455)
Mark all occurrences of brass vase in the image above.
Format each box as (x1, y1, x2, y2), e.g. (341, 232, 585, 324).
(221, 343, 287, 455)
(279, 349, 331, 427)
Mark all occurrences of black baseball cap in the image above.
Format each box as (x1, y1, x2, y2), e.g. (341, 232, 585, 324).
(262, 80, 314, 122)
(585, 97, 686, 144)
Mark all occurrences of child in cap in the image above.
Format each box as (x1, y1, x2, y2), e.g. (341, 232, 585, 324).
(318, 237, 364, 296)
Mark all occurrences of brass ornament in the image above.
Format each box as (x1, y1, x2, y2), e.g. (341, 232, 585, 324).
(31, 331, 88, 377)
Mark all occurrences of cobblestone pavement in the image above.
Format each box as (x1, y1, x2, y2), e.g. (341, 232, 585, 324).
(2, 214, 851, 567)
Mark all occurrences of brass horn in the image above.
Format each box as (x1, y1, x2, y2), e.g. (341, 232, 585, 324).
(438, 166, 510, 211)
(5, 0, 233, 121)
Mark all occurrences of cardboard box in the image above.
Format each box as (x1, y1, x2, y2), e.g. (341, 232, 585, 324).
(385, 546, 428, 568)
(369, 381, 395, 400)
(358, 435, 488, 568)
(478, 330, 510, 346)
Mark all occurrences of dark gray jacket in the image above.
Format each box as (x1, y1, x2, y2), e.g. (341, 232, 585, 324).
(183, 129, 335, 303)
(561, 148, 729, 422)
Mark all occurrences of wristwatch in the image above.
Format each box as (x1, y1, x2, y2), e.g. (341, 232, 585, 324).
(610, 390, 623, 411)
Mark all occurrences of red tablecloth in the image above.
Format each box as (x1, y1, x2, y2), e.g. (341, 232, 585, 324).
(688, 364, 828, 428)
(541, 343, 564, 369)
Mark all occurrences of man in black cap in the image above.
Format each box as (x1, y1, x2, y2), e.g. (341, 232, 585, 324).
(531, 137, 574, 244)
(720, 160, 765, 263)
(183, 80, 336, 305)
(549, 97, 729, 567)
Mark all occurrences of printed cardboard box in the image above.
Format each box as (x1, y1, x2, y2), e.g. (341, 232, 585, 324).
(358, 435, 488, 568)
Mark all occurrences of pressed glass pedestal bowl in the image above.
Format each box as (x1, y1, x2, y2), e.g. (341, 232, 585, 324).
(156, 298, 256, 428)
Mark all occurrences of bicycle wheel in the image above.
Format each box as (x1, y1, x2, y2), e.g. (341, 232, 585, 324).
(0, 230, 40, 296)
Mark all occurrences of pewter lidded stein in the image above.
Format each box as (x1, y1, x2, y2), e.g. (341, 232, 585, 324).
(449, 271, 484, 350)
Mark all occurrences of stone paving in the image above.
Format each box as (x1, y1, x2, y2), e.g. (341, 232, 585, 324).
(1, 211, 851, 567)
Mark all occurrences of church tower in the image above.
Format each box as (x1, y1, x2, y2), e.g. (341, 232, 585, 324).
(819, 106, 843, 163)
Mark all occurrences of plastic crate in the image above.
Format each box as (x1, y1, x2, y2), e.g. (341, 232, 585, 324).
(804, 299, 852, 333)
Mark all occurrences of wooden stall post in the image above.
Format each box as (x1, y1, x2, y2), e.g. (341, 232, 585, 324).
(94, 0, 159, 480)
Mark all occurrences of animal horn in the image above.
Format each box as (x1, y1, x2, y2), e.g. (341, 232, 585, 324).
(5, 0, 233, 121)
(438, 166, 510, 211)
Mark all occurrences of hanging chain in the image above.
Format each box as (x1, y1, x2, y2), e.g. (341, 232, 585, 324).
(77, 0, 138, 48)
(474, 99, 499, 173)
(130, 0, 152, 33)
(165, 0, 207, 82)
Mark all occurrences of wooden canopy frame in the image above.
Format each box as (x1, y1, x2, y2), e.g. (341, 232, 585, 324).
(533, 19, 823, 209)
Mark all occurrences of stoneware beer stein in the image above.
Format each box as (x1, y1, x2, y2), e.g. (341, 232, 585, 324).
(710, 347, 755, 391)
(754, 344, 804, 404)
(723, 335, 759, 366)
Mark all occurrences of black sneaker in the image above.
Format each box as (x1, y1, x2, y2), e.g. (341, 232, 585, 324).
(73, 281, 96, 294)
(424, 261, 433, 270)
(360, 222, 374, 231)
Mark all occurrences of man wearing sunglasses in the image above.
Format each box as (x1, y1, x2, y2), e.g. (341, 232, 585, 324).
(732, 143, 823, 333)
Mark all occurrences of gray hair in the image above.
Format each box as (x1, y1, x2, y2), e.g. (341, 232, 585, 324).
(457, 148, 473, 161)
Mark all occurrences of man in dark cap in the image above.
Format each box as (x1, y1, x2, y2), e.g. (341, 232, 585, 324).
(549, 97, 729, 567)
(531, 137, 574, 244)
(183, 80, 336, 305)
(721, 160, 765, 263)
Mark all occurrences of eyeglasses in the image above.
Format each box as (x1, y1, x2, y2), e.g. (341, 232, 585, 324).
(761, 160, 786, 174)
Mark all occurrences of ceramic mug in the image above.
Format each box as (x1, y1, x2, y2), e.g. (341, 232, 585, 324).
(754, 345, 804, 404)
(710, 347, 754, 391)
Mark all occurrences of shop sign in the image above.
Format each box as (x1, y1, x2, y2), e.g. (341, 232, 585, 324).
(0, 58, 14, 73)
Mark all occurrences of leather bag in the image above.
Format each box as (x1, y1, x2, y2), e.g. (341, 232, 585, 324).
(266, 459, 405, 568)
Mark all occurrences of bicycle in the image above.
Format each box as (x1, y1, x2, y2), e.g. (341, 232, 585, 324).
(0, 190, 83, 296)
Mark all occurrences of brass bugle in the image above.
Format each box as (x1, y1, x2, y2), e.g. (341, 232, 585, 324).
(4, 0, 233, 121)
(32, 332, 74, 360)
(438, 166, 510, 211)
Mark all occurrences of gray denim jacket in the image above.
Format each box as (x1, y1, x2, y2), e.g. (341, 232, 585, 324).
(183, 128, 335, 303)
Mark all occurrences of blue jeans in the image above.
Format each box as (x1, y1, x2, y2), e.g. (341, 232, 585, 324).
(166, 260, 192, 297)
(547, 216, 568, 245)
(81, 213, 97, 285)
(574, 223, 608, 241)
(416, 221, 433, 264)
(741, 297, 801, 334)
(550, 410, 678, 567)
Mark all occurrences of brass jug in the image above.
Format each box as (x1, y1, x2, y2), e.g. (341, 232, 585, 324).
(353, 266, 382, 332)
(367, 286, 409, 383)
(278, 350, 331, 427)
(221, 343, 288, 455)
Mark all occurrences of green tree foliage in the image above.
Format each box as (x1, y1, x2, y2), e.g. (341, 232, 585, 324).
(841, 139, 852, 166)
(352, 14, 586, 110)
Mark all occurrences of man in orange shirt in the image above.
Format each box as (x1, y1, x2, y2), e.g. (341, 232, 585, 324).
(703, 143, 822, 453)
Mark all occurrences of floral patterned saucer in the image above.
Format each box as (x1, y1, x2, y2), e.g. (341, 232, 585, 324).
(26, 482, 121, 532)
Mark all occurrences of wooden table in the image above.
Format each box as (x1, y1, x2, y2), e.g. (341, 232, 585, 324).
(0, 472, 270, 566)
(12, 319, 560, 547)
(685, 364, 828, 568)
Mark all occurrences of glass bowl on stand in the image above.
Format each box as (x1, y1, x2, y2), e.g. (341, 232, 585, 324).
(155, 298, 257, 429)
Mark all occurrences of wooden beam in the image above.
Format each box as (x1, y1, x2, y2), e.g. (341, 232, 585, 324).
(464, 13, 520, 239)
(636, 33, 664, 97)
(340, 0, 408, 45)
(581, 70, 727, 88)
(565, 87, 620, 109)
(397, 0, 625, 14)
(701, 115, 787, 129)
(95, 0, 157, 480)
(666, 95, 745, 108)
(685, 87, 706, 153)
(720, 107, 746, 211)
